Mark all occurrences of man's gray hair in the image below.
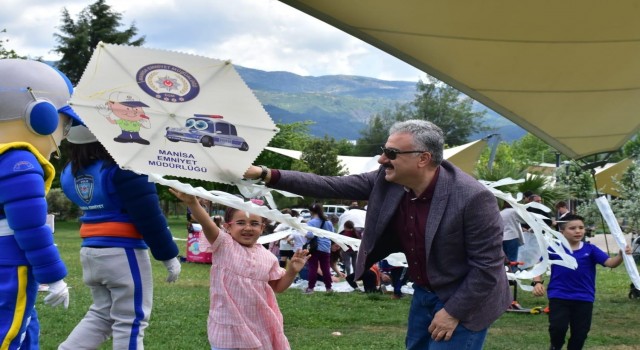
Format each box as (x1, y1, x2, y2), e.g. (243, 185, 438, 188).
(389, 120, 444, 165)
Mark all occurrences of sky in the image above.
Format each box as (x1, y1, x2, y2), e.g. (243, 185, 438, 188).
(2, 0, 426, 82)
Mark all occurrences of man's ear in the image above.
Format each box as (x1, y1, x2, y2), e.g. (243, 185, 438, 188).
(418, 151, 432, 167)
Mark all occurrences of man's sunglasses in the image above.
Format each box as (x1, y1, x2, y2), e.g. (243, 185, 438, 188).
(380, 147, 426, 160)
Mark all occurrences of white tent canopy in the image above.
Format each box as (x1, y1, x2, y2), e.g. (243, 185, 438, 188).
(278, 0, 640, 159)
(442, 139, 487, 174)
(594, 158, 634, 197)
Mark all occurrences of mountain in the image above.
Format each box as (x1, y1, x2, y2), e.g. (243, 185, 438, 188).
(235, 66, 526, 142)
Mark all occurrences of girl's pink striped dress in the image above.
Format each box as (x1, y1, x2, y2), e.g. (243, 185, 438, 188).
(208, 230, 289, 349)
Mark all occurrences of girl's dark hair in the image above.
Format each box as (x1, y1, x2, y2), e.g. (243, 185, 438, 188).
(344, 220, 355, 230)
(309, 203, 327, 221)
(224, 207, 241, 223)
(66, 142, 116, 175)
(223, 205, 269, 224)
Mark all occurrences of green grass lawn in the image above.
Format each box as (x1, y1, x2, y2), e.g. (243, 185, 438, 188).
(36, 219, 640, 349)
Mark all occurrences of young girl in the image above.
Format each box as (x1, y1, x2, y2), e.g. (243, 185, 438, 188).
(532, 214, 632, 350)
(339, 220, 359, 276)
(303, 204, 334, 294)
(170, 189, 309, 350)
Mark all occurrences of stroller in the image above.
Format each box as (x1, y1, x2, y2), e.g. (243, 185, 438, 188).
(629, 232, 640, 299)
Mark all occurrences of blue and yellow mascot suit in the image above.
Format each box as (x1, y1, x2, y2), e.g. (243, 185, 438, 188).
(0, 59, 83, 350)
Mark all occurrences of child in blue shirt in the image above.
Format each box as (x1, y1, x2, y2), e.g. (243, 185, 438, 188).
(532, 214, 631, 350)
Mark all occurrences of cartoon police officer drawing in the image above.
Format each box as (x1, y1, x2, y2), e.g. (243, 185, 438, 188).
(103, 92, 151, 145)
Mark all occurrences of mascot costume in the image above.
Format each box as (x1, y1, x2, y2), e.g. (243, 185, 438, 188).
(0, 59, 82, 349)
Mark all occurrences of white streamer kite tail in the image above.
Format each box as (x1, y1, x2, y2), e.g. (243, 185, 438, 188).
(146, 173, 361, 252)
(480, 178, 577, 292)
(595, 196, 640, 290)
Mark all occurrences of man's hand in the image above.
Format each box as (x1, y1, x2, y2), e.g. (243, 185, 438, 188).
(428, 308, 459, 341)
(163, 258, 181, 283)
(243, 165, 263, 180)
(44, 280, 70, 309)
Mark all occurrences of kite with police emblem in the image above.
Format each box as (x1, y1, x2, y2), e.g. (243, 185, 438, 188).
(70, 42, 277, 185)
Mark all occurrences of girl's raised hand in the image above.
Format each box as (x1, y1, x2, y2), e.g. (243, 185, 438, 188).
(288, 249, 310, 273)
(168, 188, 198, 205)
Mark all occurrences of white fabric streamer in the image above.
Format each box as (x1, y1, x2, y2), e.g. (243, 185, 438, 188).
(145, 173, 361, 252)
(384, 253, 408, 267)
(480, 178, 577, 292)
(236, 179, 303, 210)
(595, 196, 640, 290)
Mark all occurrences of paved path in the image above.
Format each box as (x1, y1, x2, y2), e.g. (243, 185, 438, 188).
(587, 232, 633, 253)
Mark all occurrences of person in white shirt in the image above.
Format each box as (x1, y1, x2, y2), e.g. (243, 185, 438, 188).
(273, 209, 307, 267)
(500, 202, 524, 270)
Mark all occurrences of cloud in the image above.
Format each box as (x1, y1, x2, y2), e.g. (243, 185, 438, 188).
(2, 0, 424, 82)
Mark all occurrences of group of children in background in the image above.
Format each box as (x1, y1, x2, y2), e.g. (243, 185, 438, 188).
(266, 204, 408, 299)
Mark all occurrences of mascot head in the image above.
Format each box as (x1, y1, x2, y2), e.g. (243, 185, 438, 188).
(0, 59, 83, 159)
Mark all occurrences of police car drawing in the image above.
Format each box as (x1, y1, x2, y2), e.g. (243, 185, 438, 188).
(101, 91, 151, 145)
(165, 114, 249, 151)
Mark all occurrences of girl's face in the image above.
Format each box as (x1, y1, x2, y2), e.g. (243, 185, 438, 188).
(561, 219, 585, 245)
(224, 211, 265, 247)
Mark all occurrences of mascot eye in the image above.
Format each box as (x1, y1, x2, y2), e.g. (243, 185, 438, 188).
(194, 120, 209, 130)
(185, 119, 195, 128)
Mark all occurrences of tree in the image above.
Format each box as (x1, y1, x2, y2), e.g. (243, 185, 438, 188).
(474, 138, 569, 207)
(298, 135, 347, 176)
(623, 133, 640, 158)
(355, 104, 411, 156)
(356, 76, 489, 155)
(412, 77, 488, 146)
(555, 163, 594, 201)
(509, 133, 560, 165)
(476, 141, 523, 177)
(253, 121, 313, 171)
(0, 29, 26, 59)
(49, 0, 145, 189)
(53, 0, 145, 84)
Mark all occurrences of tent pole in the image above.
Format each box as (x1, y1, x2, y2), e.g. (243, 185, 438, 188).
(486, 134, 500, 171)
(590, 168, 612, 254)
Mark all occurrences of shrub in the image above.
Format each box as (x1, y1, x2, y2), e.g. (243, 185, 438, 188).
(46, 188, 81, 221)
